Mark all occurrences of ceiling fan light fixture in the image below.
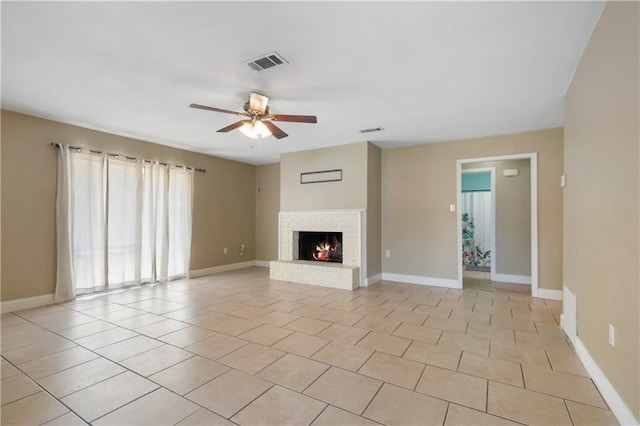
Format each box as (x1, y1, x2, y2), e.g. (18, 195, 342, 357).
(239, 120, 271, 139)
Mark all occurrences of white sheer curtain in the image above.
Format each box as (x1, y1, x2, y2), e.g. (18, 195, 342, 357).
(461, 191, 492, 266)
(56, 146, 107, 298)
(141, 161, 169, 283)
(55, 145, 75, 300)
(55, 146, 194, 298)
(167, 167, 194, 280)
(107, 157, 143, 288)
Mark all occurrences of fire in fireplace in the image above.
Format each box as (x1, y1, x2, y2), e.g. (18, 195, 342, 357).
(298, 231, 343, 263)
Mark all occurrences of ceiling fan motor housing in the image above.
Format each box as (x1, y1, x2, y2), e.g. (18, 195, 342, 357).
(244, 101, 269, 116)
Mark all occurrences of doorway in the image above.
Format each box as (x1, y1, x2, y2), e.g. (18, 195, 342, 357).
(461, 168, 496, 281)
(456, 153, 538, 297)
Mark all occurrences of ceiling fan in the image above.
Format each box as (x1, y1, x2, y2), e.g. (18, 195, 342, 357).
(189, 92, 317, 139)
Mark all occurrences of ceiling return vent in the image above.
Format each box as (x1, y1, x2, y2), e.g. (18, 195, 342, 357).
(244, 52, 288, 72)
(359, 127, 385, 134)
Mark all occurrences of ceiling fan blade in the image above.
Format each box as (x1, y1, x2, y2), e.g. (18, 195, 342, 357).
(217, 120, 249, 133)
(248, 92, 269, 115)
(262, 121, 288, 139)
(189, 103, 246, 116)
(269, 114, 318, 123)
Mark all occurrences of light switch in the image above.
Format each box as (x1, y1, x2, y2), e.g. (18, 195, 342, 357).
(609, 324, 615, 347)
(560, 174, 567, 188)
(449, 204, 456, 212)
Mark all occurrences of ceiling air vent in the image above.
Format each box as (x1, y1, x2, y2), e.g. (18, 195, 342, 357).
(359, 127, 385, 134)
(244, 52, 288, 72)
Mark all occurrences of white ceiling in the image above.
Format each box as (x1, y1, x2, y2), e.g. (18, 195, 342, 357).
(2, 1, 605, 165)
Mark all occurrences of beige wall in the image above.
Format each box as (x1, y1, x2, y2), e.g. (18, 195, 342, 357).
(383, 127, 563, 289)
(564, 1, 639, 419)
(367, 143, 382, 278)
(463, 159, 531, 276)
(279, 141, 382, 278)
(255, 163, 280, 261)
(280, 142, 368, 211)
(1, 110, 256, 302)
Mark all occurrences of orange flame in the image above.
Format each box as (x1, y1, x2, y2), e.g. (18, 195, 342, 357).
(312, 241, 339, 261)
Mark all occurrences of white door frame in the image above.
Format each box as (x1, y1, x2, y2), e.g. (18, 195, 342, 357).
(456, 153, 538, 297)
(461, 167, 497, 282)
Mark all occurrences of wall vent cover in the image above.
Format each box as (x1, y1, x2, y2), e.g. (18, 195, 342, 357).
(359, 127, 385, 134)
(244, 52, 288, 72)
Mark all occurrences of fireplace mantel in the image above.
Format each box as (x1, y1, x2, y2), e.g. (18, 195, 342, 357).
(270, 210, 366, 290)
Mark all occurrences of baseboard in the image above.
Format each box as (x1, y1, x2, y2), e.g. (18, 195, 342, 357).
(1, 293, 56, 313)
(494, 273, 531, 284)
(381, 273, 460, 289)
(536, 288, 563, 301)
(254, 260, 271, 268)
(574, 338, 639, 426)
(190, 261, 257, 278)
(366, 273, 382, 286)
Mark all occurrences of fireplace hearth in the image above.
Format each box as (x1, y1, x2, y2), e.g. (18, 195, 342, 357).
(298, 231, 343, 263)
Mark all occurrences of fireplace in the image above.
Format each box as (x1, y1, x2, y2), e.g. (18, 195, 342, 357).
(270, 210, 365, 290)
(298, 231, 343, 263)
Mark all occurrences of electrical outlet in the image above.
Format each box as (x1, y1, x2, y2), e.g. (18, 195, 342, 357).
(385, 250, 391, 258)
(223, 247, 228, 254)
(449, 204, 456, 212)
(609, 324, 615, 347)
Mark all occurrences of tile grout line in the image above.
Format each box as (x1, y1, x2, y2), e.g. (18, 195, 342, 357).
(357, 379, 385, 419)
(442, 402, 452, 425)
(563, 398, 578, 426)
(485, 379, 489, 413)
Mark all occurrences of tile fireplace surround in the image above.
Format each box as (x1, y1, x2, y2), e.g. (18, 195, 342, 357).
(270, 210, 365, 290)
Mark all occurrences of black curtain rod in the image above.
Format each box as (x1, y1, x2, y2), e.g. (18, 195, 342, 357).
(50, 142, 206, 173)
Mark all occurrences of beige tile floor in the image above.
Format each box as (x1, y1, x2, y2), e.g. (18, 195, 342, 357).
(1, 268, 619, 425)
